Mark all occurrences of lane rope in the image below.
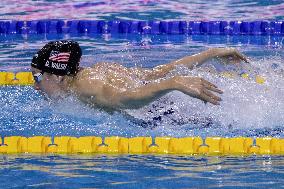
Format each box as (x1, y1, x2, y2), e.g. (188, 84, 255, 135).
(0, 20, 283, 35)
(0, 136, 283, 155)
(0, 72, 266, 86)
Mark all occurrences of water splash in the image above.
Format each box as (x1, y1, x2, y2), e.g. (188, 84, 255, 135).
(126, 54, 284, 137)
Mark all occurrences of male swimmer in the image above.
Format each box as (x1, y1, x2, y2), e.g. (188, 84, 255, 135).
(31, 40, 248, 111)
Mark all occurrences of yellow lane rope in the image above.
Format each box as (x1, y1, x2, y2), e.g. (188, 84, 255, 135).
(0, 72, 266, 86)
(0, 136, 283, 155)
(0, 72, 34, 85)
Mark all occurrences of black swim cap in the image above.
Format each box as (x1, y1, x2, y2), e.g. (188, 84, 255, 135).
(31, 40, 82, 76)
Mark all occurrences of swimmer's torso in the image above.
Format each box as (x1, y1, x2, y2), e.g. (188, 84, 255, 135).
(79, 63, 149, 89)
(70, 63, 150, 109)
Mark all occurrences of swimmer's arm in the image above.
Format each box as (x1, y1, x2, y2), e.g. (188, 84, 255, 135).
(118, 79, 176, 109)
(117, 76, 222, 109)
(71, 78, 171, 109)
(144, 48, 248, 80)
(72, 75, 222, 109)
(169, 48, 249, 67)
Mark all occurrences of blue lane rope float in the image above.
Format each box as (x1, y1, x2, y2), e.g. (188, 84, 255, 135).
(0, 20, 283, 35)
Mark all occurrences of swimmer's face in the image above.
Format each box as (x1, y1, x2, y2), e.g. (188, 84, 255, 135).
(31, 67, 66, 98)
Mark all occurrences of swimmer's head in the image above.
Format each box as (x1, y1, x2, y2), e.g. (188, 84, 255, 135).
(31, 40, 82, 76)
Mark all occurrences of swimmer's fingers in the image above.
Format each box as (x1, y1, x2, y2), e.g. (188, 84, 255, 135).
(205, 84, 223, 94)
(202, 79, 223, 94)
(233, 50, 250, 63)
(200, 89, 222, 105)
(200, 79, 222, 105)
(218, 48, 250, 64)
(201, 79, 217, 88)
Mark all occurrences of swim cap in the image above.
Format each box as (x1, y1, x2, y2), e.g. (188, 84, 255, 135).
(31, 40, 82, 76)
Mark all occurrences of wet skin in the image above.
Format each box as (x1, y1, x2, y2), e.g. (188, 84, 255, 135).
(32, 47, 248, 110)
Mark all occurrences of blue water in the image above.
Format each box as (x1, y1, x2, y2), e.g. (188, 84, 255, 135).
(0, 0, 284, 188)
(0, 154, 284, 189)
(1, 34, 284, 138)
(0, 33, 284, 188)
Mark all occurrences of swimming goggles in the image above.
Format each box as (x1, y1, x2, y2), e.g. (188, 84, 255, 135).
(33, 72, 44, 83)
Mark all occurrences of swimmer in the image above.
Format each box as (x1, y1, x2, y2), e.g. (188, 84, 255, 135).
(31, 40, 248, 111)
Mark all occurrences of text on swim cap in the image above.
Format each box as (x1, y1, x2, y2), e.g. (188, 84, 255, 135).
(45, 60, 68, 70)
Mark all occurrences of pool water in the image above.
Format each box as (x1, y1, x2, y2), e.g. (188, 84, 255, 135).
(0, 0, 284, 188)
(0, 154, 284, 189)
(1, 34, 284, 138)
(0, 0, 283, 21)
(0, 33, 284, 188)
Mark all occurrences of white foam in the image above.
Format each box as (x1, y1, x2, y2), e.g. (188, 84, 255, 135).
(126, 54, 284, 135)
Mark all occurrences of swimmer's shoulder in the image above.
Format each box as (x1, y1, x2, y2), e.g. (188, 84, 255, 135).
(90, 62, 119, 68)
(75, 62, 126, 80)
(74, 67, 97, 83)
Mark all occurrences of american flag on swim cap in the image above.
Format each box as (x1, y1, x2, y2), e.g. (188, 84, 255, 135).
(49, 51, 70, 63)
(31, 40, 82, 76)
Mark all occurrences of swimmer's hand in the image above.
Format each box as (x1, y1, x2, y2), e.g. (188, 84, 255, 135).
(214, 48, 249, 64)
(174, 76, 223, 105)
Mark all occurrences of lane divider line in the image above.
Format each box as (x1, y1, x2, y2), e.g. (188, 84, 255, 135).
(0, 20, 283, 35)
(0, 136, 283, 155)
(0, 72, 266, 86)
